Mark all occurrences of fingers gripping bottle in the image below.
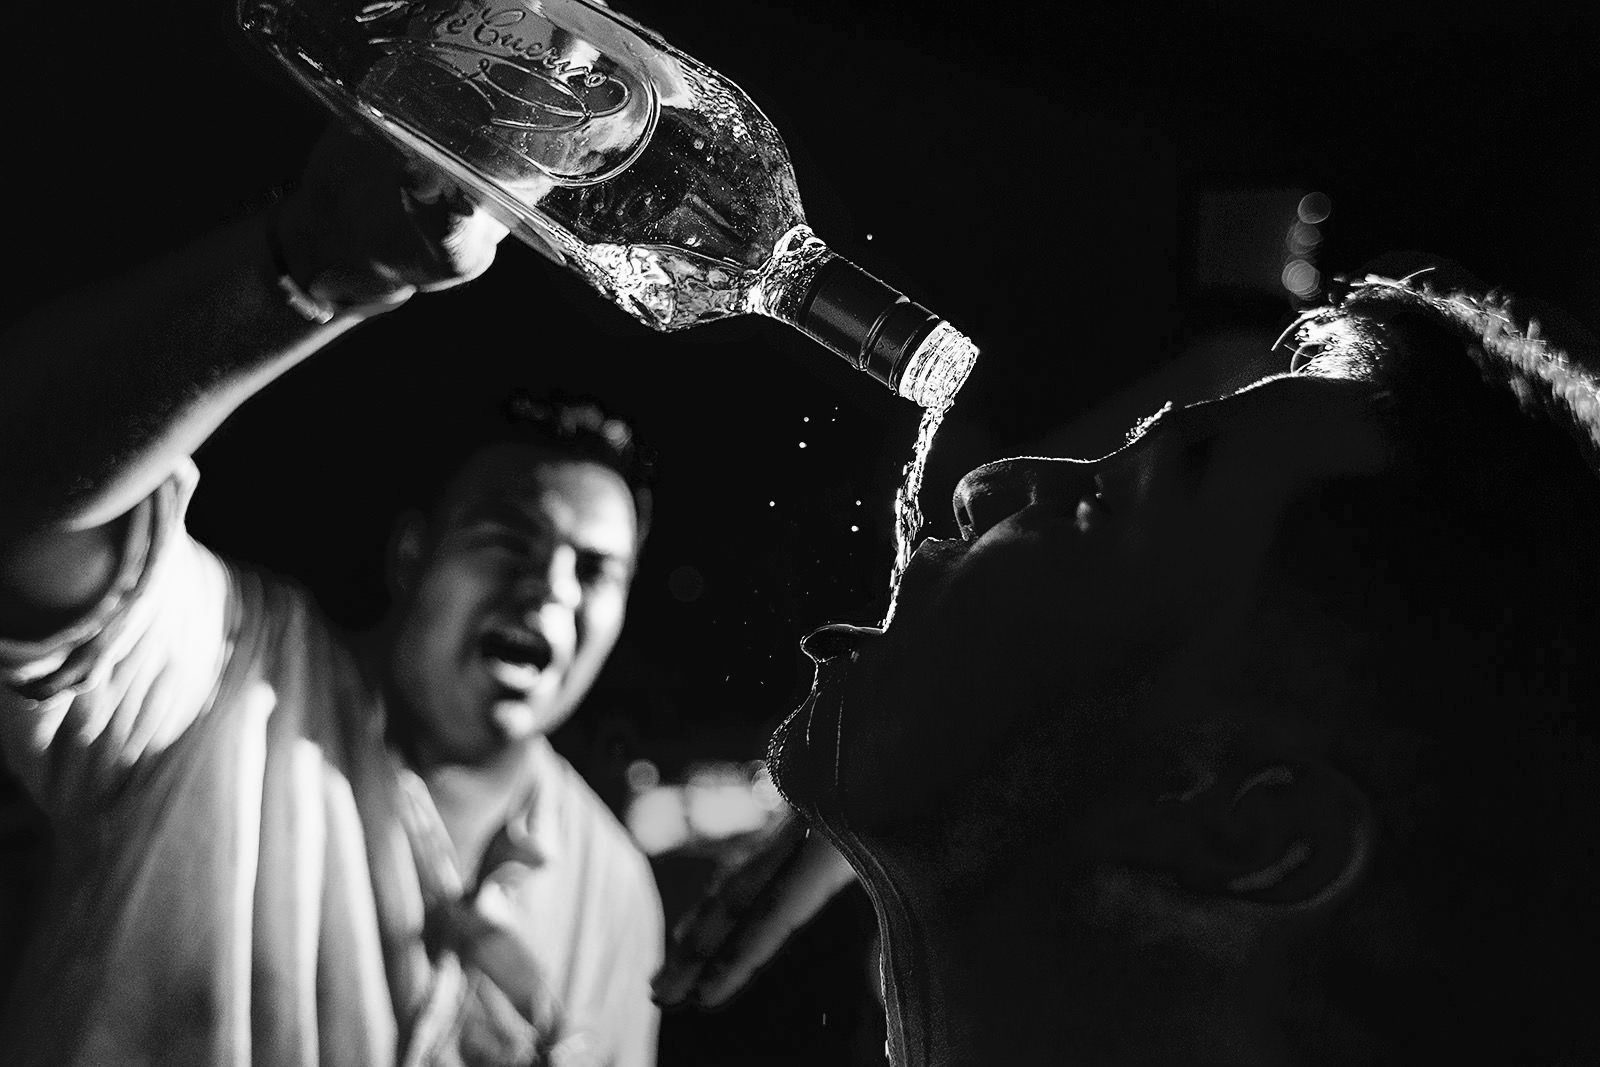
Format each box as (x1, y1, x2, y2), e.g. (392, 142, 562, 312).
(237, 0, 979, 410)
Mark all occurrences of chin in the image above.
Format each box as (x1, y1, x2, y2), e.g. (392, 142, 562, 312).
(414, 705, 541, 768)
(488, 697, 568, 745)
(769, 668, 848, 825)
(767, 703, 813, 811)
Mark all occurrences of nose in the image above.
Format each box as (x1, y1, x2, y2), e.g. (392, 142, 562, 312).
(520, 543, 582, 611)
(952, 457, 1094, 540)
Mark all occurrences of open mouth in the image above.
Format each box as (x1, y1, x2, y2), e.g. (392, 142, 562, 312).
(480, 626, 554, 694)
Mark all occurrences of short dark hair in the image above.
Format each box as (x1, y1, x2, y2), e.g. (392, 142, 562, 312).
(496, 388, 655, 543)
(1266, 279, 1600, 1063)
(416, 388, 655, 546)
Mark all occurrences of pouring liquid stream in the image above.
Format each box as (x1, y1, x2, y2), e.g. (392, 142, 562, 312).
(882, 399, 953, 628)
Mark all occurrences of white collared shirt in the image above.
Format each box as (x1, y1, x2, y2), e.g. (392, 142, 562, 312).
(0, 461, 663, 1067)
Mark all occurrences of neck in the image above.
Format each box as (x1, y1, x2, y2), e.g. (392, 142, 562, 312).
(857, 846, 1290, 1067)
(420, 752, 539, 883)
(362, 625, 542, 882)
(869, 865, 1079, 1067)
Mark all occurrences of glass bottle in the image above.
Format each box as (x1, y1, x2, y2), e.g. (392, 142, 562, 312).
(236, 0, 979, 409)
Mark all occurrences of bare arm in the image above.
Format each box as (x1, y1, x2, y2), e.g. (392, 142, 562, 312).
(0, 125, 508, 637)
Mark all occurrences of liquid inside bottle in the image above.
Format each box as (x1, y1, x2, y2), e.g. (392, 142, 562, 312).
(238, 0, 979, 407)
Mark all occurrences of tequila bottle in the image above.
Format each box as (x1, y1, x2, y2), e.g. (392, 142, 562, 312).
(237, 0, 979, 409)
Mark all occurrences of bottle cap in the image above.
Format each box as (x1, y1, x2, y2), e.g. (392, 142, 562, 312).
(799, 257, 941, 393)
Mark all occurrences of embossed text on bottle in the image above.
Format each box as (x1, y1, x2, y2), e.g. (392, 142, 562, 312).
(355, 0, 660, 185)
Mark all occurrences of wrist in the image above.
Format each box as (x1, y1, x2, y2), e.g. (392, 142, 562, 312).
(265, 202, 413, 324)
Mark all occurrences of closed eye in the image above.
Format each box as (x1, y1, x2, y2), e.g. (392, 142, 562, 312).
(472, 527, 544, 555)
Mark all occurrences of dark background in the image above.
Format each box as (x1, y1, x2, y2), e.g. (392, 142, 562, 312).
(7, 1, 1600, 1062)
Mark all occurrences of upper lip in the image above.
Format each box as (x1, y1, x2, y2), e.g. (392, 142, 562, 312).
(875, 535, 967, 630)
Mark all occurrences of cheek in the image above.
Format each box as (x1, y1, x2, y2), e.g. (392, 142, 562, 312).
(838, 546, 1171, 809)
(930, 538, 1124, 661)
(408, 562, 493, 647)
(575, 592, 628, 656)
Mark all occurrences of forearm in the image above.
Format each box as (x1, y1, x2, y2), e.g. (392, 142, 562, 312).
(0, 210, 386, 537)
(0, 123, 506, 636)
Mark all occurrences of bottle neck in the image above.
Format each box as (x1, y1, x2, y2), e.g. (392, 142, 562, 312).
(795, 255, 942, 396)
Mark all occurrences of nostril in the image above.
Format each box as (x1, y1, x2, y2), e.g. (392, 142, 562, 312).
(952, 458, 1098, 540)
(955, 492, 1016, 542)
(952, 460, 1033, 541)
(954, 498, 977, 540)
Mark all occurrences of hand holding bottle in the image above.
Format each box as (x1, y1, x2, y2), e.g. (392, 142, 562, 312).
(652, 807, 859, 1008)
(274, 121, 511, 316)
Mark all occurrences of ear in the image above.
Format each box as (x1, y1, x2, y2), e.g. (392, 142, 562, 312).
(387, 510, 428, 599)
(1101, 751, 1374, 912)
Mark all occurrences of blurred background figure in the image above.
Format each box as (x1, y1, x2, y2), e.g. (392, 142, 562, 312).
(0, 122, 667, 1062)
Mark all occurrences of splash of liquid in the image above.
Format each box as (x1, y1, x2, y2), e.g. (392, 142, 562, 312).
(588, 227, 977, 629)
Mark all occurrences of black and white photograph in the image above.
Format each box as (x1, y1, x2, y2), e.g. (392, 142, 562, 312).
(2, 1, 1598, 1064)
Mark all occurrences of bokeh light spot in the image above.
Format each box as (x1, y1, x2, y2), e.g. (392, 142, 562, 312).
(1297, 191, 1332, 224)
(625, 759, 660, 793)
(668, 564, 705, 602)
(1282, 258, 1321, 298)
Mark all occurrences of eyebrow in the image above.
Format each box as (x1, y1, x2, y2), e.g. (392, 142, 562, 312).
(454, 499, 636, 562)
(454, 500, 550, 534)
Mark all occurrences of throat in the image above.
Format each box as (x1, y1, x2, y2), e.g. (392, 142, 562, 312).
(420, 755, 538, 884)
(850, 852, 1209, 1067)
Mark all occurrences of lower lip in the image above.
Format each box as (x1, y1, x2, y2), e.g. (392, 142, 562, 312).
(485, 655, 544, 693)
(802, 623, 885, 664)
